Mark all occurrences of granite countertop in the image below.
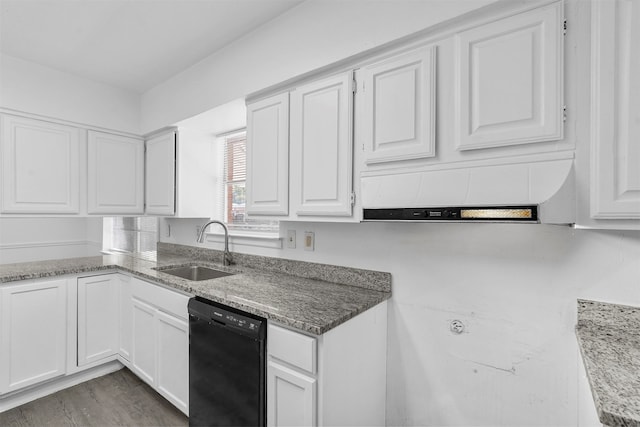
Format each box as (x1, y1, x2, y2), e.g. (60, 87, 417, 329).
(0, 245, 391, 335)
(576, 299, 640, 427)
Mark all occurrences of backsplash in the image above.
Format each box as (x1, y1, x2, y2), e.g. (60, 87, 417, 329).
(157, 242, 392, 293)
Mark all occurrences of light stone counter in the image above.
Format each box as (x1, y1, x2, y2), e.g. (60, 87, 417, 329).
(0, 244, 391, 335)
(576, 299, 640, 427)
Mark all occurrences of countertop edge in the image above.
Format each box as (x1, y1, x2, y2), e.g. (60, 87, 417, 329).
(575, 299, 640, 427)
(0, 258, 391, 336)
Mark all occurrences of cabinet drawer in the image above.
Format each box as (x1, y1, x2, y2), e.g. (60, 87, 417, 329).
(268, 324, 316, 374)
(131, 278, 190, 319)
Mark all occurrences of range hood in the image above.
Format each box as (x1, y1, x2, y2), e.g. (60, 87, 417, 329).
(361, 157, 575, 225)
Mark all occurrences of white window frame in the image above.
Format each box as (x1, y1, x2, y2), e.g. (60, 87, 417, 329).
(204, 130, 281, 249)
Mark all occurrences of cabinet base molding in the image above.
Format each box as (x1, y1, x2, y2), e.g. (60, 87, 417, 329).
(0, 361, 123, 413)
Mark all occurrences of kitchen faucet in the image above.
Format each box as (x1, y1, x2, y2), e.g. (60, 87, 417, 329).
(197, 220, 234, 266)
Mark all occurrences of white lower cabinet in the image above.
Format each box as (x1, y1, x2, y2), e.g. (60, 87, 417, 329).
(156, 310, 189, 413)
(130, 278, 189, 415)
(77, 275, 119, 366)
(268, 361, 317, 426)
(1, 272, 386, 425)
(0, 273, 189, 416)
(267, 301, 387, 427)
(0, 279, 68, 394)
(131, 297, 157, 384)
(118, 274, 132, 361)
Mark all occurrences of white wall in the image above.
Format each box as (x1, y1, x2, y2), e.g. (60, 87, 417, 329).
(0, 53, 141, 134)
(162, 220, 640, 425)
(0, 217, 103, 264)
(153, 2, 640, 423)
(141, 0, 495, 134)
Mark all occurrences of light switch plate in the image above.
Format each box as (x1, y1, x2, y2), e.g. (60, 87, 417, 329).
(304, 232, 314, 251)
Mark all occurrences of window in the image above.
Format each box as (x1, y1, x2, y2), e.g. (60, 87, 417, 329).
(102, 217, 158, 258)
(218, 131, 278, 233)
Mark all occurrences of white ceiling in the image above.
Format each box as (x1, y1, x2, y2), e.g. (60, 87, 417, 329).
(0, 0, 304, 93)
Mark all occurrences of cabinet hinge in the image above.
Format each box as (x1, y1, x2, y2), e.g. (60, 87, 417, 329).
(563, 19, 567, 35)
(350, 192, 356, 206)
(563, 105, 567, 122)
(352, 74, 357, 94)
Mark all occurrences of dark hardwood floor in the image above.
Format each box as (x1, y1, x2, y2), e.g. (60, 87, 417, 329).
(0, 368, 188, 427)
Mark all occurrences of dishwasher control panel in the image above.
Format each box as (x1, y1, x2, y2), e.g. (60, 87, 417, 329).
(212, 309, 262, 331)
(189, 296, 266, 339)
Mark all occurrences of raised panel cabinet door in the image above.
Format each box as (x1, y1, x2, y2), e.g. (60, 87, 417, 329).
(590, 0, 640, 219)
(362, 45, 437, 164)
(246, 93, 290, 216)
(77, 275, 119, 366)
(0, 279, 67, 393)
(267, 361, 317, 427)
(145, 132, 176, 215)
(155, 310, 189, 415)
(131, 298, 156, 386)
(118, 275, 133, 361)
(0, 115, 80, 213)
(290, 72, 354, 217)
(454, 2, 564, 150)
(87, 131, 144, 214)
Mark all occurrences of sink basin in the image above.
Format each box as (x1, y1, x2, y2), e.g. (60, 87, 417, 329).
(157, 265, 234, 281)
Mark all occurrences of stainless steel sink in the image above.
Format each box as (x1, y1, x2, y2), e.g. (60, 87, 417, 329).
(157, 265, 233, 281)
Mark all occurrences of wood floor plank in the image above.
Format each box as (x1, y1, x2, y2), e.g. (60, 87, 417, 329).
(0, 368, 188, 427)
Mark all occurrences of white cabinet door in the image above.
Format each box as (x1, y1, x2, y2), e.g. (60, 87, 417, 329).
(590, 0, 640, 220)
(267, 361, 316, 427)
(246, 93, 290, 216)
(87, 131, 144, 214)
(0, 279, 67, 393)
(77, 275, 119, 366)
(0, 115, 80, 213)
(145, 132, 176, 215)
(361, 46, 437, 164)
(129, 278, 189, 415)
(119, 275, 132, 361)
(131, 298, 156, 385)
(290, 72, 354, 217)
(454, 2, 564, 150)
(156, 310, 189, 415)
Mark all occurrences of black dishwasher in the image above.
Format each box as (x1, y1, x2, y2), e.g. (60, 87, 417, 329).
(188, 296, 266, 427)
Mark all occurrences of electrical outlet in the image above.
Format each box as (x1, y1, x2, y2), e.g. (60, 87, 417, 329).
(304, 232, 314, 251)
(287, 230, 296, 249)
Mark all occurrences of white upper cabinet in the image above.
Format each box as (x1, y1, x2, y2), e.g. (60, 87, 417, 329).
(290, 72, 354, 217)
(1, 115, 80, 214)
(145, 131, 176, 215)
(246, 93, 290, 216)
(361, 45, 437, 165)
(590, 0, 640, 221)
(454, 2, 564, 150)
(87, 131, 144, 215)
(145, 129, 215, 218)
